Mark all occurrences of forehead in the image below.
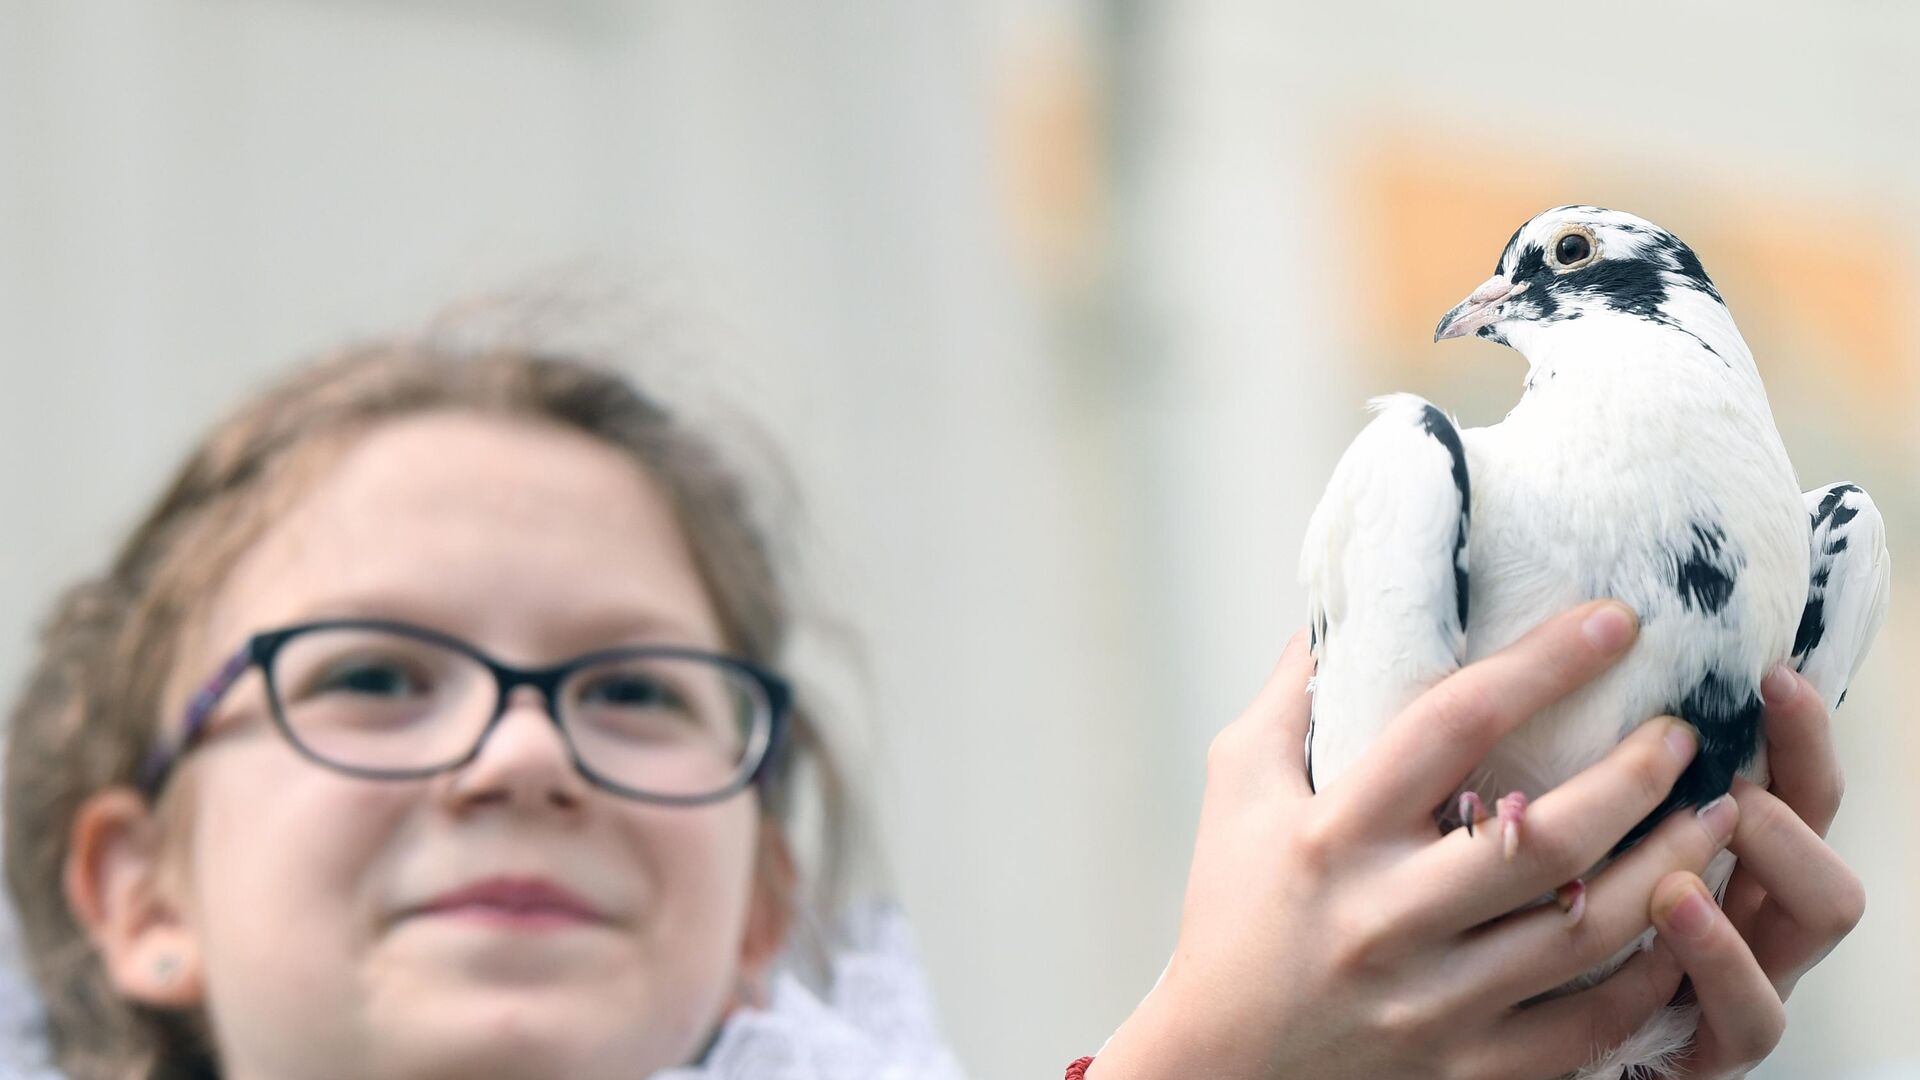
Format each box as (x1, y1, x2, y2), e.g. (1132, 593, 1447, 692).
(199, 411, 724, 664)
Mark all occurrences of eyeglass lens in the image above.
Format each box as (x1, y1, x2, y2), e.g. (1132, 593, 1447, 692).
(269, 627, 764, 798)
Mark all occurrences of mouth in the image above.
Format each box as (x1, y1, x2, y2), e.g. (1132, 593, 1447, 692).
(407, 876, 607, 931)
(1434, 275, 1521, 341)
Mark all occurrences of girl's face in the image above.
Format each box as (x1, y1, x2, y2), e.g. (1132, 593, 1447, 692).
(110, 413, 777, 1079)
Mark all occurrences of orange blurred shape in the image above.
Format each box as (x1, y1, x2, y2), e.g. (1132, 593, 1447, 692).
(993, 25, 1105, 292)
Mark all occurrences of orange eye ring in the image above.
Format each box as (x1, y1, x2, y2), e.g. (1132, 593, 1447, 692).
(1548, 225, 1598, 271)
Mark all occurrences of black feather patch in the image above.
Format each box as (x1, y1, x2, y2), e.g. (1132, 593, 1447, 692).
(1650, 232, 1724, 303)
(1793, 484, 1864, 662)
(1510, 243, 1548, 284)
(1567, 256, 1671, 319)
(1495, 223, 1526, 274)
(1674, 522, 1751, 614)
(1813, 484, 1862, 528)
(1793, 565, 1829, 659)
(1673, 522, 1740, 614)
(1418, 405, 1471, 630)
(1616, 670, 1763, 853)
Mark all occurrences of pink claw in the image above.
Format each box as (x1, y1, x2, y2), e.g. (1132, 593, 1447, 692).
(1554, 879, 1586, 925)
(1497, 791, 1529, 861)
(1458, 792, 1486, 837)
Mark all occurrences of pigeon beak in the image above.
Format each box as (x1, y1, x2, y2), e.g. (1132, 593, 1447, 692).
(1434, 275, 1516, 342)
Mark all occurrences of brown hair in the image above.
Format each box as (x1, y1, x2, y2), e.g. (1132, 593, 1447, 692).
(3, 341, 852, 1078)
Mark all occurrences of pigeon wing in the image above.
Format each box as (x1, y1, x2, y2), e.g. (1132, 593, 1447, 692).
(1302, 394, 1471, 792)
(1791, 483, 1891, 711)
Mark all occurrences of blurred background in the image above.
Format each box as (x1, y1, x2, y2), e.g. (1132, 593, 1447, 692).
(3, 2, 1916, 1076)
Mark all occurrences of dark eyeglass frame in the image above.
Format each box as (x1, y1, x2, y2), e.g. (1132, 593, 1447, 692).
(139, 618, 793, 807)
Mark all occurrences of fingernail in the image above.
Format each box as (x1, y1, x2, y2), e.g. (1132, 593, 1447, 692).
(1660, 881, 1715, 942)
(1662, 719, 1699, 764)
(1582, 603, 1637, 652)
(1695, 793, 1738, 842)
(1762, 663, 1799, 706)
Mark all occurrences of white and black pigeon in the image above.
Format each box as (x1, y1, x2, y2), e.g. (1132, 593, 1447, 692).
(1299, 205, 1891, 1079)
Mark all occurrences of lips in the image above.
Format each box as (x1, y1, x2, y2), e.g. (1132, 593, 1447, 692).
(412, 876, 605, 924)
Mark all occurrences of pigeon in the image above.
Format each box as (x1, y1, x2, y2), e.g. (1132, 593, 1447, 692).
(1298, 205, 1890, 1079)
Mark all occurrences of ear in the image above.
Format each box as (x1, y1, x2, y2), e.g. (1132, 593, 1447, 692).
(63, 787, 204, 1008)
(735, 822, 797, 1009)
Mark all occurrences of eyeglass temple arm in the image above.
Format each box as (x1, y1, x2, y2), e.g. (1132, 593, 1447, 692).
(140, 643, 255, 794)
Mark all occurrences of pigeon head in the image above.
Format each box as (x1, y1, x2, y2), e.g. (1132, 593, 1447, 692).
(1433, 206, 1731, 357)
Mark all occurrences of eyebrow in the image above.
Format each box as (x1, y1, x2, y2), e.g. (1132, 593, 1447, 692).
(289, 595, 719, 652)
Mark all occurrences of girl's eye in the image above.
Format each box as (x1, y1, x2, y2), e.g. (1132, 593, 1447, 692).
(579, 674, 682, 710)
(313, 661, 425, 698)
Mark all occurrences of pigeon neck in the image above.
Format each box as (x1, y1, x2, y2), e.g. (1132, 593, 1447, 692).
(1510, 301, 1761, 404)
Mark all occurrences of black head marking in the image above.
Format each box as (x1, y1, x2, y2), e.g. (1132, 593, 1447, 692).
(1510, 243, 1547, 284)
(1495, 222, 1527, 275)
(1647, 231, 1723, 303)
(1489, 209, 1729, 343)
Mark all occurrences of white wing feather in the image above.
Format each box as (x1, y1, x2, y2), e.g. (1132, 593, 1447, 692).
(1792, 483, 1892, 711)
(1303, 394, 1470, 792)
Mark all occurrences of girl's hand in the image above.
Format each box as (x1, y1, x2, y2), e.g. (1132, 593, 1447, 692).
(1089, 601, 1740, 1080)
(1646, 666, 1866, 1079)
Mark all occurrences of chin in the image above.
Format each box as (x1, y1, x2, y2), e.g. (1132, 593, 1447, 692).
(373, 985, 708, 1080)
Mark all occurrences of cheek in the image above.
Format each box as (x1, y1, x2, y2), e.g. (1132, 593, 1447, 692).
(629, 803, 759, 962)
(187, 761, 401, 973)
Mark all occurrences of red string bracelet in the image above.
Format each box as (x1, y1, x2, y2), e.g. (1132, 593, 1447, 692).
(1065, 1056, 1093, 1079)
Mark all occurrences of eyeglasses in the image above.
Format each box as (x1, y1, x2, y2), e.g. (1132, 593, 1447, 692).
(140, 619, 792, 806)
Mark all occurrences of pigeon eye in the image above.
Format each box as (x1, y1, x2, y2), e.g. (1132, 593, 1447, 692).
(1551, 229, 1596, 269)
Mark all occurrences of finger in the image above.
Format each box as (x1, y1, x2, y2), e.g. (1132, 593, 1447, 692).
(1325, 600, 1638, 830)
(1651, 871, 1787, 1073)
(1721, 868, 1768, 935)
(1396, 715, 1699, 934)
(1468, 791, 1738, 1005)
(1470, 941, 1683, 1080)
(1756, 665, 1845, 837)
(1208, 630, 1317, 796)
(1724, 778, 1866, 988)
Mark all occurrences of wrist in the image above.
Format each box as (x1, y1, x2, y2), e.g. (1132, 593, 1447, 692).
(1084, 976, 1249, 1080)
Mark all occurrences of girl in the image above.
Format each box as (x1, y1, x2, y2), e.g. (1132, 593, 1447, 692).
(3, 342, 1862, 1079)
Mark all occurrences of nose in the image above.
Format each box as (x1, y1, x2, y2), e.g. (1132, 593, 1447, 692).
(442, 687, 591, 812)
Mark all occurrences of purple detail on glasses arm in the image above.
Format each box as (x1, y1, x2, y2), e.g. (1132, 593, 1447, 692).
(141, 644, 254, 791)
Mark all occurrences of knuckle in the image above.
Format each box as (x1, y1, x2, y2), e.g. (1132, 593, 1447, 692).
(1751, 785, 1793, 832)
(1686, 805, 1733, 857)
(1328, 905, 1398, 977)
(1526, 828, 1592, 885)
(1289, 808, 1343, 872)
(1370, 992, 1443, 1052)
(1204, 725, 1247, 784)
(1821, 872, 1867, 939)
(1728, 1000, 1787, 1066)
(1566, 911, 1626, 970)
(1625, 741, 1677, 808)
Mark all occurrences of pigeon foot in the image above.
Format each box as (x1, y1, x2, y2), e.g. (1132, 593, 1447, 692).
(1457, 791, 1486, 837)
(1554, 878, 1587, 924)
(1498, 791, 1529, 860)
